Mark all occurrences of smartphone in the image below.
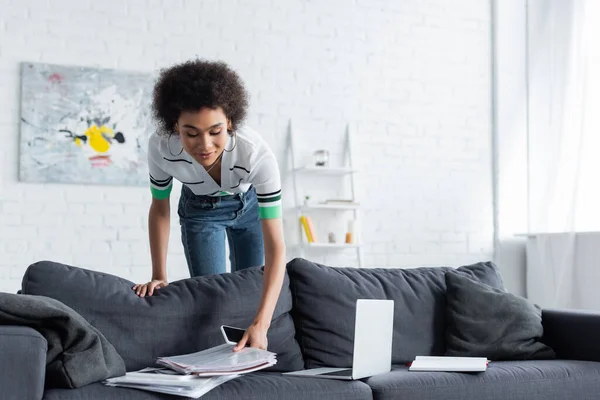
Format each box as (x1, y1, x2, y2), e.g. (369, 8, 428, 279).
(220, 325, 246, 345)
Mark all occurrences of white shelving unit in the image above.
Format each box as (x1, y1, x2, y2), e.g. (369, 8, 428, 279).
(293, 166, 357, 175)
(305, 242, 361, 249)
(298, 204, 360, 211)
(287, 120, 364, 267)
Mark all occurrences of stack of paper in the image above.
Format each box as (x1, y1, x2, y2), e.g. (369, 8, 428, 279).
(157, 343, 277, 376)
(408, 356, 489, 372)
(104, 367, 238, 398)
(104, 344, 277, 397)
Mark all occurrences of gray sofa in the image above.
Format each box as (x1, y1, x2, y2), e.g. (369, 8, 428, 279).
(2, 258, 600, 400)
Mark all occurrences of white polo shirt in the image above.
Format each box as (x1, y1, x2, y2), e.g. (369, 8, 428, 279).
(147, 125, 282, 219)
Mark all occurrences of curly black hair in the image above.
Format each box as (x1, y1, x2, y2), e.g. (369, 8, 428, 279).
(152, 59, 249, 136)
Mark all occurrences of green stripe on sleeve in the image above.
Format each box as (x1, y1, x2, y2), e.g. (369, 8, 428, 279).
(257, 194, 282, 203)
(151, 185, 172, 200)
(259, 205, 282, 219)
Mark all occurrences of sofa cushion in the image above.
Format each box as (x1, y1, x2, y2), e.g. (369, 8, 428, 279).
(21, 261, 303, 372)
(43, 372, 373, 400)
(444, 271, 556, 360)
(364, 360, 600, 400)
(286, 258, 505, 369)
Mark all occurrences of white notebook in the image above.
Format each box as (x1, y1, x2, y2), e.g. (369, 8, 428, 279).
(408, 356, 488, 372)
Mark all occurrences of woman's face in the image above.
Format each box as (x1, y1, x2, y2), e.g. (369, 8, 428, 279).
(176, 107, 230, 167)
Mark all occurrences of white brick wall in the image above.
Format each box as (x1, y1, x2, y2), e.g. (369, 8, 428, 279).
(0, 0, 493, 293)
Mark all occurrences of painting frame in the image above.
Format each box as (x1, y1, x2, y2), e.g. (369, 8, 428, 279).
(18, 61, 155, 186)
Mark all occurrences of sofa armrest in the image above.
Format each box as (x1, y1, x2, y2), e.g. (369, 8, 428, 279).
(542, 308, 600, 361)
(0, 326, 47, 400)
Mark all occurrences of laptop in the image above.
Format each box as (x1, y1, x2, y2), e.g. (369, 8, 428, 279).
(284, 299, 394, 380)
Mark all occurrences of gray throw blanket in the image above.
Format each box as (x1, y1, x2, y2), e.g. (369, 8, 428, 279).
(0, 293, 125, 388)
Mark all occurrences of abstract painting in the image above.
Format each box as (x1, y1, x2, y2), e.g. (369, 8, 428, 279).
(19, 62, 155, 186)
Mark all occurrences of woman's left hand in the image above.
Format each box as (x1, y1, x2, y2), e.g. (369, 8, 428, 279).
(234, 322, 268, 351)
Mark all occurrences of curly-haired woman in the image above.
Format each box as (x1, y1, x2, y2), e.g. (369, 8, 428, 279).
(132, 59, 285, 351)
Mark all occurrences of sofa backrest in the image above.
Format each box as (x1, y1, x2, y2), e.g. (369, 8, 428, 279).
(286, 258, 505, 368)
(21, 261, 304, 372)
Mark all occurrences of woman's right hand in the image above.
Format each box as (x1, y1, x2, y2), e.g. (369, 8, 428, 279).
(132, 279, 168, 297)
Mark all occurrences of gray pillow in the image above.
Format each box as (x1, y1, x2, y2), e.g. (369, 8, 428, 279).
(287, 258, 506, 368)
(21, 261, 304, 372)
(444, 271, 556, 360)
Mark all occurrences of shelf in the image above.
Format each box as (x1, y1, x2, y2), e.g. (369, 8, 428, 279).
(303, 242, 361, 249)
(288, 120, 363, 266)
(293, 166, 357, 175)
(299, 203, 360, 211)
